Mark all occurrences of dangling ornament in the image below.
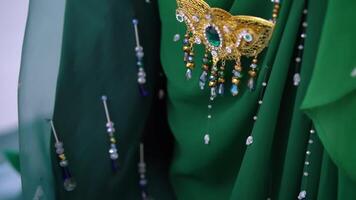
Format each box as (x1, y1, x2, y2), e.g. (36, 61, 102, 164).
(176, 0, 276, 96)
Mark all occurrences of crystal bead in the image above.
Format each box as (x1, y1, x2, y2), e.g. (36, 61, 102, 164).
(110, 152, 119, 160)
(199, 71, 208, 90)
(246, 136, 254, 146)
(136, 51, 144, 59)
(109, 148, 117, 154)
(185, 69, 192, 80)
(210, 87, 217, 98)
(56, 148, 64, 155)
(303, 172, 309, 176)
(55, 142, 63, 149)
(230, 84, 238, 96)
(247, 78, 255, 91)
(293, 73, 301, 86)
(107, 127, 115, 133)
(138, 77, 146, 84)
(59, 160, 69, 167)
(250, 63, 257, 69)
(204, 134, 210, 144)
(106, 121, 114, 128)
(63, 178, 77, 192)
(310, 129, 315, 134)
(298, 190, 307, 199)
(132, 19, 139, 25)
(135, 46, 143, 52)
(173, 34, 180, 42)
(218, 83, 224, 95)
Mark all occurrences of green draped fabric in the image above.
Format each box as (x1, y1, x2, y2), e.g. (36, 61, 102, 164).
(18, 0, 356, 199)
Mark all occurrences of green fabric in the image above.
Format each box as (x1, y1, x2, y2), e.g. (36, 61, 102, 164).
(3, 151, 20, 173)
(301, 0, 356, 183)
(158, 0, 356, 199)
(51, 0, 174, 199)
(18, 0, 66, 199)
(19, 0, 356, 199)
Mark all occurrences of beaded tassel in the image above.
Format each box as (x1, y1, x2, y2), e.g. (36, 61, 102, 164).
(271, 0, 281, 23)
(217, 60, 226, 95)
(132, 19, 149, 96)
(230, 58, 242, 96)
(199, 51, 211, 90)
(293, 8, 308, 86)
(247, 58, 258, 91)
(49, 120, 76, 192)
(101, 95, 119, 172)
(208, 58, 219, 99)
(183, 33, 195, 80)
(138, 143, 150, 200)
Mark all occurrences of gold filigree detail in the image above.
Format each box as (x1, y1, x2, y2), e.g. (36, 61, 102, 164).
(176, 0, 275, 59)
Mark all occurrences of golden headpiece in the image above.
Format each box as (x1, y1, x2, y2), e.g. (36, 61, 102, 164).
(176, 0, 280, 97)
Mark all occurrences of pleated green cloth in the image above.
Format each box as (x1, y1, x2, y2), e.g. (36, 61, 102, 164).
(18, 0, 356, 199)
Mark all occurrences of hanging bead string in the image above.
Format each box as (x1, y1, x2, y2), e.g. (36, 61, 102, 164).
(297, 127, 316, 200)
(245, 66, 270, 146)
(48, 120, 77, 191)
(199, 50, 211, 90)
(132, 19, 149, 97)
(293, 7, 308, 86)
(203, 97, 214, 145)
(101, 95, 119, 172)
(183, 32, 195, 80)
(138, 143, 150, 200)
(271, 0, 281, 23)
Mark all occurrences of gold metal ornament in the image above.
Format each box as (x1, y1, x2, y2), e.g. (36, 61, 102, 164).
(176, 0, 279, 96)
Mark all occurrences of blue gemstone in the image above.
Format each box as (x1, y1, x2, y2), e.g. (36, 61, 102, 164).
(230, 85, 239, 96)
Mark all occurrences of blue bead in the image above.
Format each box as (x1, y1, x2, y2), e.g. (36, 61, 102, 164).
(132, 19, 139, 25)
(230, 85, 239, 96)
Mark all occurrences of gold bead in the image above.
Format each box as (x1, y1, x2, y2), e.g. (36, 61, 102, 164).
(232, 78, 240, 85)
(275, 4, 280, 9)
(110, 137, 116, 143)
(218, 78, 225, 83)
(234, 65, 242, 71)
(59, 154, 66, 160)
(186, 62, 195, 68)
(183, 46, 190, 51)
(202, 64, 209, 71)
(272, 13, 277, 18)
(252, 58, 258, 63)
(249, 70, 257, 77)
(208, 81, 216, 87)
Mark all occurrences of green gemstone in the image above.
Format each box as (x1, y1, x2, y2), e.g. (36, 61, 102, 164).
(205, 26, 221, 47)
